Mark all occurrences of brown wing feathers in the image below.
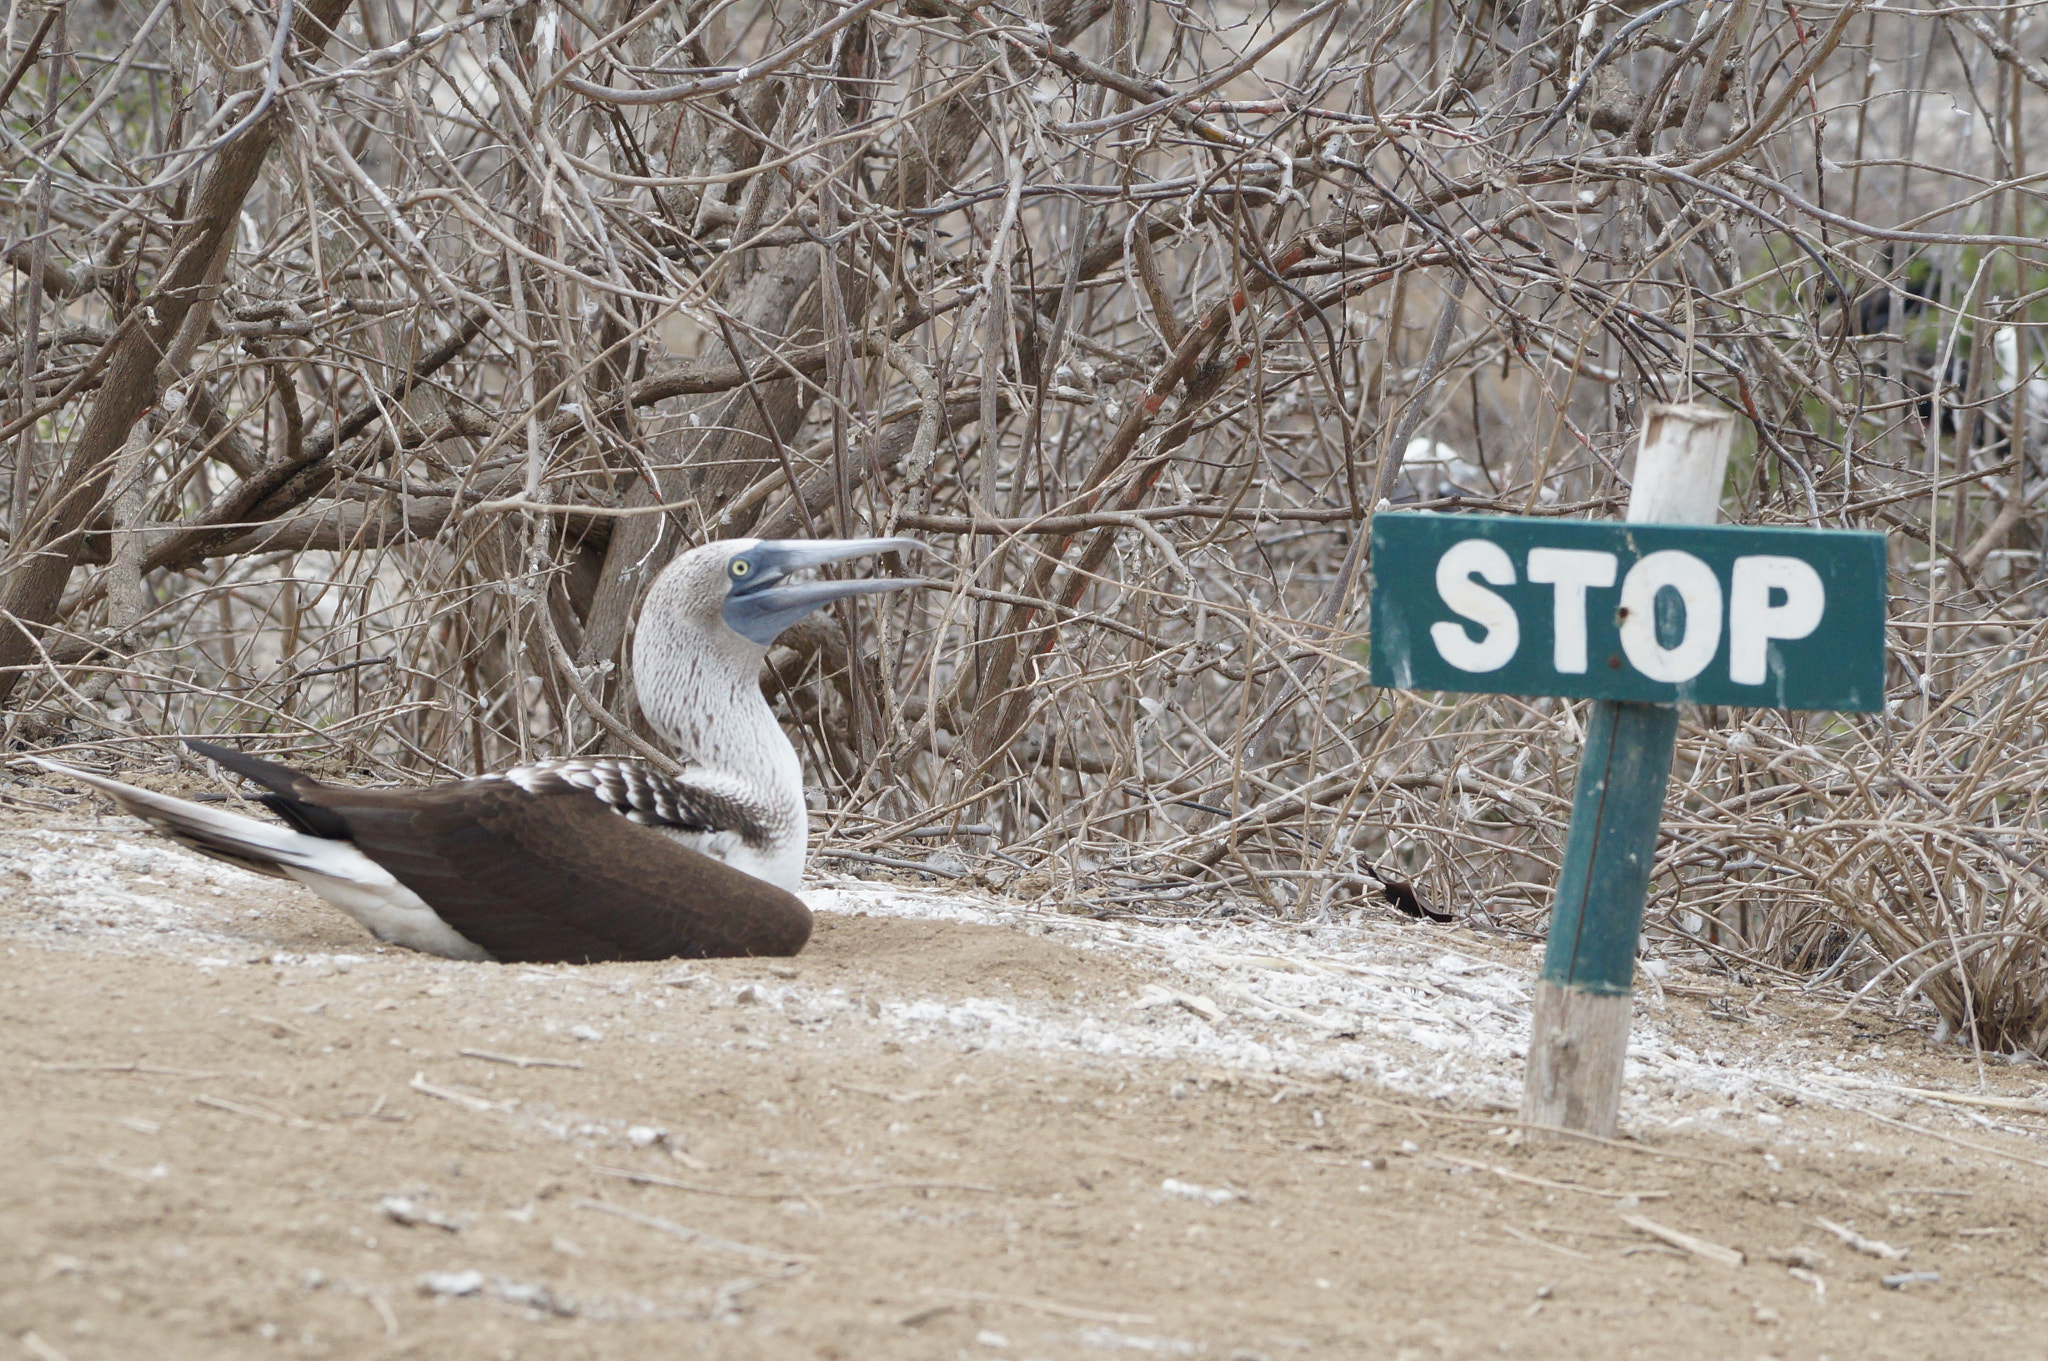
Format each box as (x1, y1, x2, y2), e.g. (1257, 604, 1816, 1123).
(185, 741, 811, 963)
(327, 782, 811, 963)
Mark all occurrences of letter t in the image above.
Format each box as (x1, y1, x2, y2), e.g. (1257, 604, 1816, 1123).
(1526, 548, 1618, 674)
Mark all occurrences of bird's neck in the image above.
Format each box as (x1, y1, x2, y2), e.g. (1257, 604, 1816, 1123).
(634, 634, 802, 839)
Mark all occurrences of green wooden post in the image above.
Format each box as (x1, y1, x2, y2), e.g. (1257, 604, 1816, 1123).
(1542, 700, 1681, 998)
(1520, 404, 1734, 1138)
(1520, 700, 1678, 1132)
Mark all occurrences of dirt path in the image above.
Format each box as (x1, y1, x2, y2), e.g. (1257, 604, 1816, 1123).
(6, 808, 2048, 1359)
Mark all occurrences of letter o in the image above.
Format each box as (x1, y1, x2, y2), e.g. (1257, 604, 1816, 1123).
(1617, 550, 1722, 683)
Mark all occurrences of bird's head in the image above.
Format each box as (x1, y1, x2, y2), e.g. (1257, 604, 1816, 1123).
(649, 537, 925, 651)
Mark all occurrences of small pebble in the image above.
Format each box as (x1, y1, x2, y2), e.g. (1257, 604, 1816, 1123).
(1160, 1178, 1235, 1205)
(420, 1270, 484, 1297)
(380, 1196, 460, 1232)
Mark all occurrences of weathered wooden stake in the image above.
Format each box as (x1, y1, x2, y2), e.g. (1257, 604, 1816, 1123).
(1520, 404, 1734, 1137)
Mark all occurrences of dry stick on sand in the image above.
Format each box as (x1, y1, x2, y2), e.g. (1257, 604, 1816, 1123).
(192, 1093, 320, 1128)
(1814, 1216, 1909, 1260)
(1810, 1074, 2048, 1114)
(47, 1155, 171, 1184)
(1756, 1077, 2048, 1172)
(1426, 1152, 1670, 1200)
(1864, 1111, 2048, 1171)
(1499, 1223, 1596, 1261)
(407, 1071, 509, 1113)
(1616, 1213, 1746, 1268)
(20, 1331, 76, 1361)
(457, 1048, 585, 1070)
(192, 1093, 283, 1124)
(834, 1082, 939, 1103)
(364, 1293, 399, 1339)
(595, 1166, 998, 1198)
(928, 1289, 1157, 1326)
(34, 1061, 221, 1078)
(572, 1199, 812, 1264)
(712, 1263, 807, 1313)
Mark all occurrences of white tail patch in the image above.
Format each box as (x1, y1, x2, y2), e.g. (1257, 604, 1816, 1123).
(32, 757, 330, 876)
(27, 759, 491, 961)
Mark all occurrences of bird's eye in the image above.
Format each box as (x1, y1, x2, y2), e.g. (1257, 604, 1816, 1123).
(731, 560, 751, 577)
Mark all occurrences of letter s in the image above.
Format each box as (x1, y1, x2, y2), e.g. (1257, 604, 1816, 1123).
(1430, 539, 1520, 672)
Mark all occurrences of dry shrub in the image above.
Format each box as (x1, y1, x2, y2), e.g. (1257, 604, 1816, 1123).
(1837, 848, 2048, 1053)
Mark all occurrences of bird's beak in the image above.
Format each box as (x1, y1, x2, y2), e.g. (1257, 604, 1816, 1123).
(722, 537, 926, 645)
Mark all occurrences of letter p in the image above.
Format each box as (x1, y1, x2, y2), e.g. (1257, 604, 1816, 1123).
(1728, 555, 1825, 686)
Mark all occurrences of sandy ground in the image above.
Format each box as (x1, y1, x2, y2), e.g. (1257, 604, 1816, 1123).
(8, 784, 2048, 1359)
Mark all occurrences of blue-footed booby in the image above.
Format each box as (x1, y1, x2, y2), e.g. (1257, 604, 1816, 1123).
(29, 537, 922, 964)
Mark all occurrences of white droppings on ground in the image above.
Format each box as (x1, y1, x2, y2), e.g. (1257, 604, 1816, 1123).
(0, 820, 2013, 1141)
(809, 882, 1543, 1113)
(805, 881, 1978, 1136)
(2, 821, 272, 952)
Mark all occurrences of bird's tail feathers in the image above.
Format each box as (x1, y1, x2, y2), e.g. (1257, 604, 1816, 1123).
(183, 740, 353, 839)
(182, 739, 317, 796)
(28, 757, 348, 882)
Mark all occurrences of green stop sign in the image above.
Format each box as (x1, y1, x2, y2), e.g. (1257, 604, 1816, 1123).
(1369, 512, 1888, 712)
